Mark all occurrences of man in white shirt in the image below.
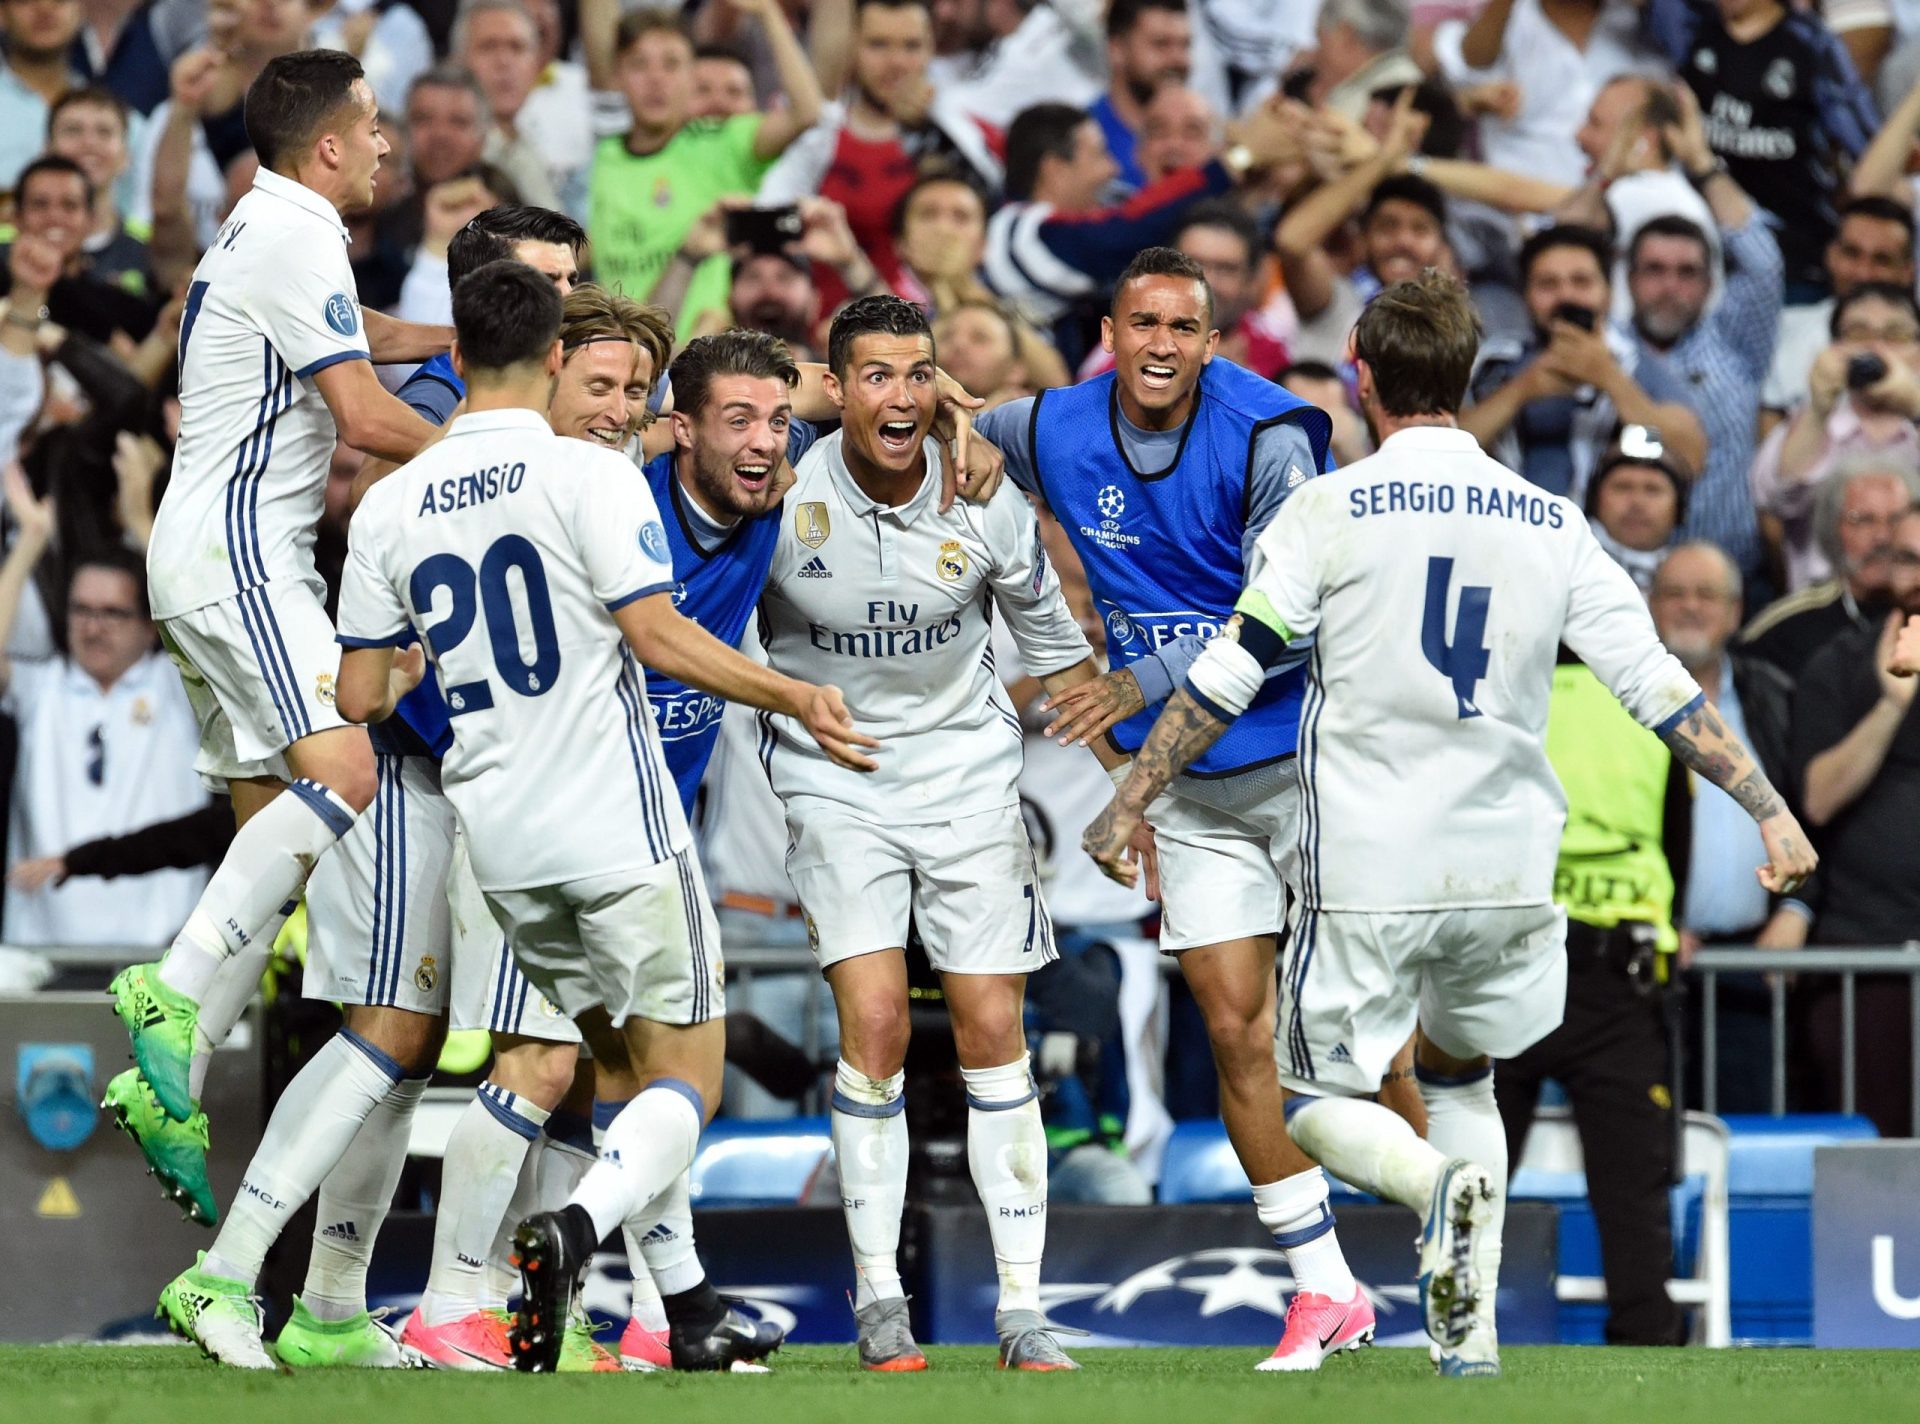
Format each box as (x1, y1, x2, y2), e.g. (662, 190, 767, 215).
(1087, 270, 1816, 1375)
(114, 50, 451, 1191)
(0, 515, 205, 947)
(324, 261, 869, 1376)
(757, 294, 1107, 1372)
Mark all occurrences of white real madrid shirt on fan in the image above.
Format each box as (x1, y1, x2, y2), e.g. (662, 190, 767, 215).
(148, 168, 371, 622)
(757, 430, 1091, 823)
(1194, 425, 1705, 912)
(335, 409, 688, 892)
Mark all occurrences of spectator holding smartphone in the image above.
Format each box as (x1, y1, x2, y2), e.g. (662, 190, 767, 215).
(1464, 223, 1705, 503)
(1751, 284, 1920, 590)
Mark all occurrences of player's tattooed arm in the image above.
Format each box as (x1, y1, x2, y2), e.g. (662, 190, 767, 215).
(1658, 697, 1819, 895)
(1084, 688, 1228, 886)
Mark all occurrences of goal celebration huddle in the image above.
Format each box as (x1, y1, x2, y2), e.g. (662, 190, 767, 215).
(105, 46, 1815, 1380)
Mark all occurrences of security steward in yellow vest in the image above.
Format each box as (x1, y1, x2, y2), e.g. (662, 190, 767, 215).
(1494, 654, 1691, 1347)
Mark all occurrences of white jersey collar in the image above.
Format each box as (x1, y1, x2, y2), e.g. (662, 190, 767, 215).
(827, 433, 944, 527)
(445, 408, 552, 438)
(249, 167, 351, 241)
(1378, 425, 1480, 454)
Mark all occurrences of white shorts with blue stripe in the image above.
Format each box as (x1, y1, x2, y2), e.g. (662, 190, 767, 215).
(304, 753, 456, 1015)
(476, 850, 726, 1030)
(446, 827, 580, 1042)
(158, 577, 350, 789)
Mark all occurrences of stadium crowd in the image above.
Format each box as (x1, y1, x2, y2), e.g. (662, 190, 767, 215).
(2, 0, 1919, 1345)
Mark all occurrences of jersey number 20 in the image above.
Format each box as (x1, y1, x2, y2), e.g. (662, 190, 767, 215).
(409, 535, 561, 714)
(1421, 557, 1491, 720)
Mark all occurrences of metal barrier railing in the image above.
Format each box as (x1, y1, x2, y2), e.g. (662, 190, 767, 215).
(1689, 946, 1920, 1135)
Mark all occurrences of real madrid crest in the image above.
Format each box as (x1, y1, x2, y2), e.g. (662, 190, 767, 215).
(315, 672, 337, 707)
(795, 502, 831, 549)
(414, 956, 438, 992)
(936, 540, 967, 582)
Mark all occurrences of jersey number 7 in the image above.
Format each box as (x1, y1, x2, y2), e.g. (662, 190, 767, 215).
(1421, 556, 1491, 721)
(410, 534, 562, 715)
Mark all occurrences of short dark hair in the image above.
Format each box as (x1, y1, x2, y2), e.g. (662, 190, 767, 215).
(1366, 78, 1463, 159)
(855, 0, 931, 18)
(71, 545, 150, 622)
(245, 49, 368, 172)
(669, 329, 801, 419)
(890, 164, 988, 236)
(1107, 0, 1185, 39)
(1352, 268, 1481, 417)
(447, 203, 587, 288)
(1627, 213, 1710, 270)
(1518, 224, 1611, 287)
(452, 260, 564, 374)
(48, 84, 128, 139)
(1005, 103, 1092, 202)
(1174, 199, 1261, 272)
(1112, 245, 1213, 323)
(1831, 280, 1920, 338)
(15, 154, 92, 209)
(692, 40, 751, 68)
(1363, 173, 1446, 230)
(615, 9, 693, 56)
(1278, 359, 1342, 386)
(1838, 194, 1918, 253)
(407, 61, 488, 112)
(828, 293, 934, 377)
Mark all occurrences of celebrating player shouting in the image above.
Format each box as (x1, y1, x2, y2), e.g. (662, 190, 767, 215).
(111, 50, 451, 1144)
(971, 248, 1371, 1369)
(1087, 271, 1816, 1374)
(757, 295, 1117, 1372)
(334, 261, 874, 1376)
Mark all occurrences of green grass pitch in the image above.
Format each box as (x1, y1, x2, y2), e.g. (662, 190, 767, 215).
(9, 1344, 1920, 1424)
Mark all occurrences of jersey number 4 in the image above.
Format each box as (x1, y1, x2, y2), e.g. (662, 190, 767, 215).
(1421, 557, 1491, 720)
(410, 535, 561, 715)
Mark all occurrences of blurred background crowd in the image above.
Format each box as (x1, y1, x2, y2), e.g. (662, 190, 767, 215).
(1, 0, 1918, 1264)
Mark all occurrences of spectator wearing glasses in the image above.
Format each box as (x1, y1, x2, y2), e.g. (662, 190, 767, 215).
(1751, 285, 1920, 592)
(0, 469, 207, 946)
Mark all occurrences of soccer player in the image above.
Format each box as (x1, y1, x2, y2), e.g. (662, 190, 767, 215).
(971, 247, 1372, 1370)
(111, 50, 450, 1157)
(757, 294, 1111, 1373)
(333, 259, 874, 1375)
(1085, 270, 1817, 1375)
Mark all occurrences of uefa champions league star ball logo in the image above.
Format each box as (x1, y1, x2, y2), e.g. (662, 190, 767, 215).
(1097, 485, 1126, 522)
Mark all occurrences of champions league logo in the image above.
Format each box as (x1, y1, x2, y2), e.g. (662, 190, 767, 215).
(1097, 485, 1125, 521)
(1082, 485, 1141, 552)
(1105, 608, 1138, 647)
(1036, 1249, 1418, 1346)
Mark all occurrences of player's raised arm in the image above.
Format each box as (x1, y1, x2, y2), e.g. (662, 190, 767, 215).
(312, 360, 440, 465)
(611, 592, 879, 772)
(361, 309, 453, 365)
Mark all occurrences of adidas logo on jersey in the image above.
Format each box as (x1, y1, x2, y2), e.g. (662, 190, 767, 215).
(321, 1220, 360, 1242)
(798, 556, 831, 579)
(1328, 1042, 1353, 1065)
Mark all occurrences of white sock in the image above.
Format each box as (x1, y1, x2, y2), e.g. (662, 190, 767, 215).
(962, 1054, 1047, 1317)
(304, 1073, 428, 1321)
(634, 1171, 703, 1297)
(421, 1081, 547, 1325)
(572, 1081, 703, 1241)
(598, 1099, 671, 1328)
(1251, 1166, 1357, 1300)
(187, 903, 291, 1102)
(201, 1031, 400, 1288)
(159, 781, 356, 1004)
(830, 1060, 908, 1309)
(1420, 1065, 1507, 1331)
(1287, 1093, 1448, 1213)
(485, 1132, 545, 1309)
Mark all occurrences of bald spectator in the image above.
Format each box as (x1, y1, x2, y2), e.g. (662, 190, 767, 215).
(1136, 85, 1221, 182)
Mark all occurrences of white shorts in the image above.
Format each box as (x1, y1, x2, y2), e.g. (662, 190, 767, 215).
(304, 754, 457, 1015)
(783, 801, 1059, 975)
(1277, 902, 1570, 1097)
(1149, 764, 1299, 953)
(480, 850, 725, 1028)
(159, 580, 350, 786)
(447, 830, 579, 1043)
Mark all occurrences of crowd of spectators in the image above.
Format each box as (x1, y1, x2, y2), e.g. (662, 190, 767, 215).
(1, 0, 1918, 1143)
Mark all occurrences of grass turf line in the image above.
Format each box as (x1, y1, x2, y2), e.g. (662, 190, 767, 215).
(6, 1344, 1920, 1424)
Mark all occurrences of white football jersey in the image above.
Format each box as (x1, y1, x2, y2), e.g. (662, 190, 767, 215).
(149, 169, 371, 621)
(1244, 425, 1703, 913)
(337, 409, 687, 891)
(758, 431, 1090, 823)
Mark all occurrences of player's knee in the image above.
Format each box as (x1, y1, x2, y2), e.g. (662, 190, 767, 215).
(1203, 1003, 1276, 1070)
(493, 1042, 578, 1109)
(950, 1003, 1024, 1068)
(342, 1005, 446, 1075)
(840, 1002, 910, 1076)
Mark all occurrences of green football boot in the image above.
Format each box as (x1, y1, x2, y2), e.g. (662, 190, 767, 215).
(157, 1253, 277, 1370)
(108, 962, 198, 1121)
(102, 1068, 216, 1225)
(275, 1296, 403, 1368)
(558, 1311, 621, 1373)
